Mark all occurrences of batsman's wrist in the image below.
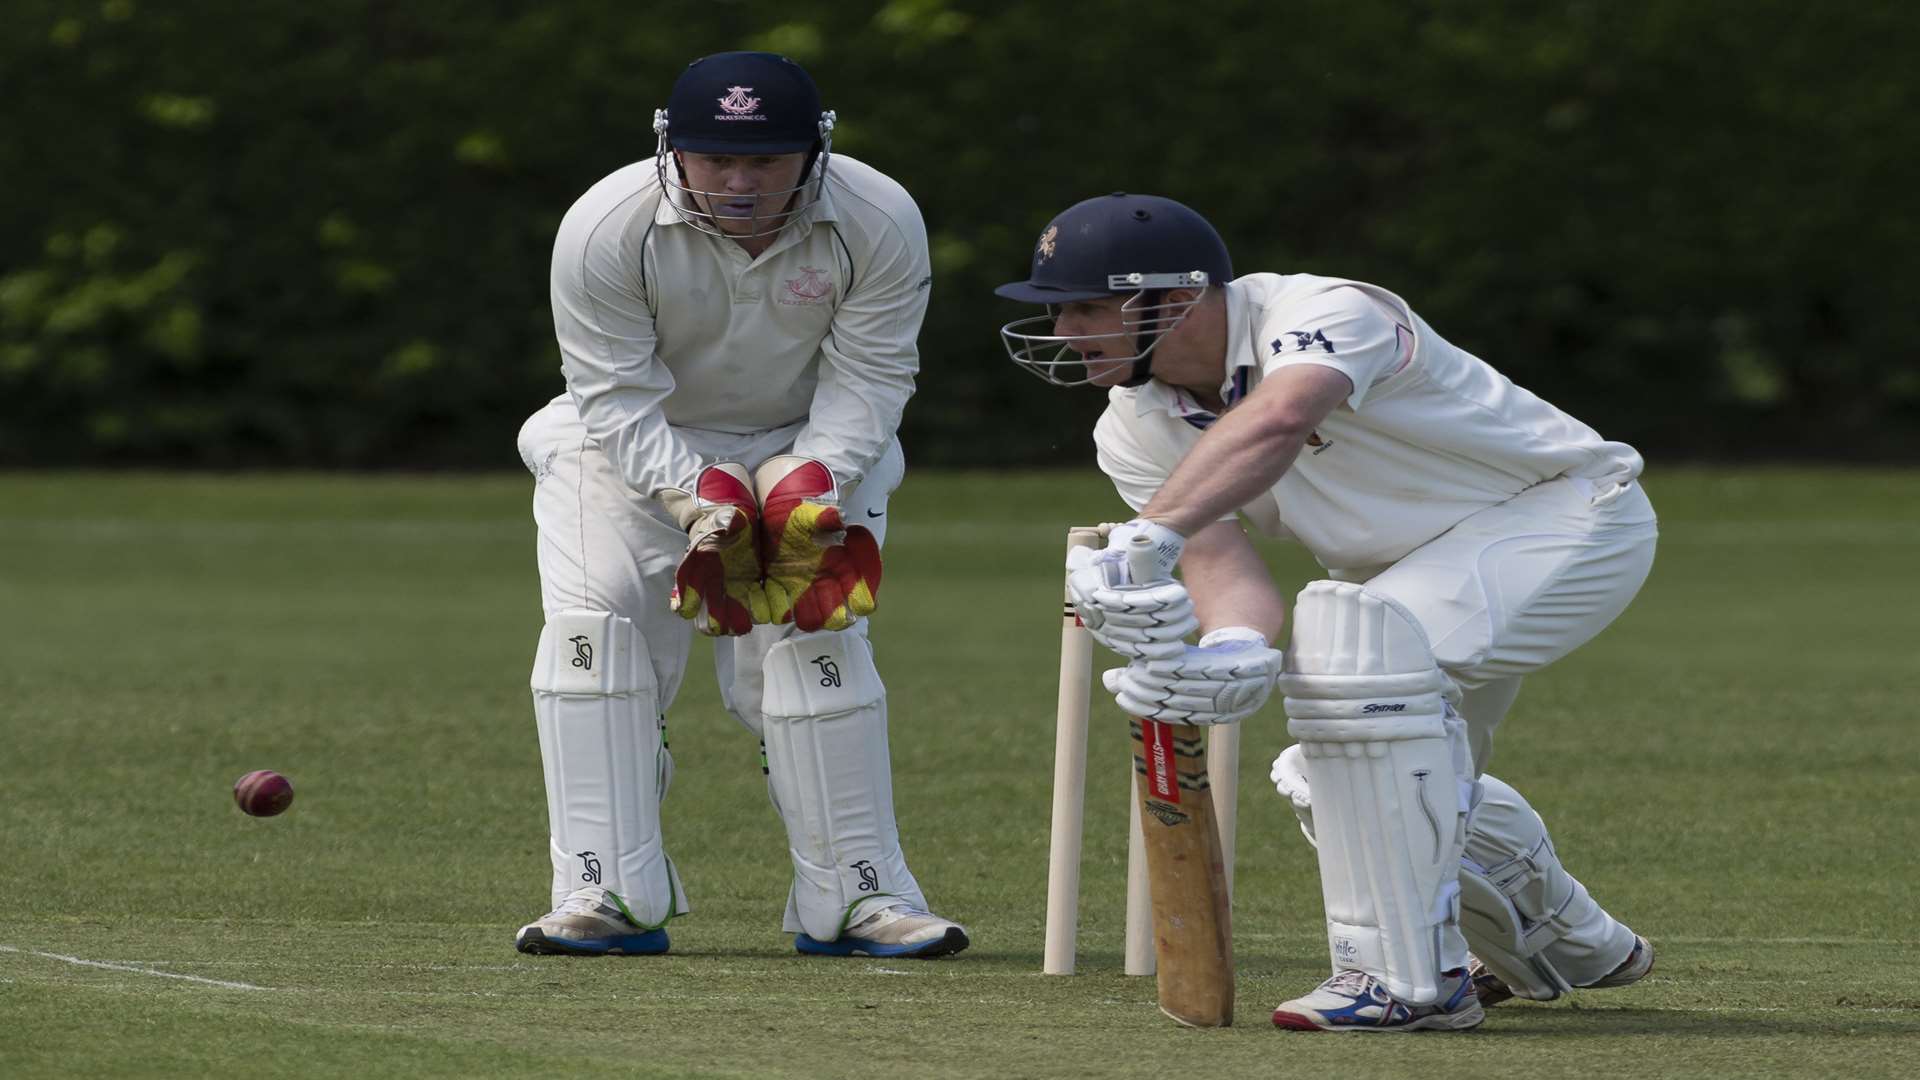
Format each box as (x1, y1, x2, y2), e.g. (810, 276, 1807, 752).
(1198, 626, 1268, 650)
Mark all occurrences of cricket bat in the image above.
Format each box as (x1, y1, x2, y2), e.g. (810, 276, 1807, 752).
(1126, 536, 1234, 1027)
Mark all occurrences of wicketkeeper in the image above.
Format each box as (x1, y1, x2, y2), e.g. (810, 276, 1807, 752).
(998, 193, 1656, 1030)
(513, 51, 965, 959)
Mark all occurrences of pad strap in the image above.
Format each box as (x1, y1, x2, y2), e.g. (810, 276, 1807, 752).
(1456, 775, 1635, 998)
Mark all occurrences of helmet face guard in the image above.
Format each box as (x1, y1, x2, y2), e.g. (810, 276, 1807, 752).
(999, 272, 1211, 387)
(994, 193, 1232, 389)
(653, 109, 836, 240)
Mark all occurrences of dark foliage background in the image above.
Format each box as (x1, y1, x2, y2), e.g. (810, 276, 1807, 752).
(3, 1, 1914, 468)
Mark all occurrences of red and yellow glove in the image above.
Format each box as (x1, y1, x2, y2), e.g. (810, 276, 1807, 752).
(657, 462, 761, 636)
(749, 456, 882, 632)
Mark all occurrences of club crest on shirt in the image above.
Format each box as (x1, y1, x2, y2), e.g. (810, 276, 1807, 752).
(1273, 329, 1335, 354)
(780, 266, 834, 306)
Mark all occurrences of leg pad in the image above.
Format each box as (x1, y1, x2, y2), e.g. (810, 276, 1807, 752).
(532, 610, 686, 925)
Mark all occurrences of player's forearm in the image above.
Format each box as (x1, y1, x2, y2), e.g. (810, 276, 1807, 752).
(1180, 521, 1287, 643)
(581, 399, 706, 499)
(1139, 398, 1310, 536)
(791, 361, 915, 488)
(792, 245, 926, 486)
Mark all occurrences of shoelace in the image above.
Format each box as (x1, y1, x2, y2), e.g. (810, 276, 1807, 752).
(1321, 969, 1378, 996)
(852, 905, 931, 931)
(552, 891, 612, 918)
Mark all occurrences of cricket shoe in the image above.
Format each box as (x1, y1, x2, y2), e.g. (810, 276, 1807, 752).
(514, 887, 669, 956)
(1271, 968, 1485, 1032)
(1469, 934, 1655, 1007)
(794, 904, 970, 959)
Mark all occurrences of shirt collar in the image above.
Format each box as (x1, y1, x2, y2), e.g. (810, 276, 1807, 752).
(1131, 278, 1261, 423)
(1131, 377, 1200, 420)
(1220, 277, 1261, 398)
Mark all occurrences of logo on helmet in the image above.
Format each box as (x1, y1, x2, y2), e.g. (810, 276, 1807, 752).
(1036, 225, 1058, 263)
(718, 86, 762, 114)
(715, 85, 767, 121)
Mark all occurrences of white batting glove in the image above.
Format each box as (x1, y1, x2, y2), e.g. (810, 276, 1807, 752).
(1100, 519, 1186, 582)
(1269, 743, 1317, 847)
(1101, 627, 1283, 725)
(1065, 520, 1197, 660)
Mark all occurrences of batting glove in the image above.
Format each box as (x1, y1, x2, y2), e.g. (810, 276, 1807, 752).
(1102, 627, 1283, 725)
(1066, 520, 1197, 660)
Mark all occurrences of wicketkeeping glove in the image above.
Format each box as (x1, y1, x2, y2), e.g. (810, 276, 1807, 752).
(750, 455, 882, 632)
(657, 462, 761, 636)
(1102, 627, 1284, 725)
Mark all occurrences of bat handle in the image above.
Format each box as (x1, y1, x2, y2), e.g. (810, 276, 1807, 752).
(1126, 533, 1161, 585)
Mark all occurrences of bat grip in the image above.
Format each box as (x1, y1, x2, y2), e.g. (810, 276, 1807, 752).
(1126, 533, 1161, 585)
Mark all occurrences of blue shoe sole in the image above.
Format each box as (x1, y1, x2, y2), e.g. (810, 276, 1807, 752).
(515, 927, 669, 956)
(794, 926, 969, 959)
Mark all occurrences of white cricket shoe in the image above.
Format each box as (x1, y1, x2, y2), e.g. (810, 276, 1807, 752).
(795, 904, 970, 959)
(1470, 934, 1655, 1007)
(1271, 968, 1484, 1032)
(514, 887, 669, 956)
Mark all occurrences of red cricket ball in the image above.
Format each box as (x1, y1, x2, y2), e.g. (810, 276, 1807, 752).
(234, 770, 294, 817)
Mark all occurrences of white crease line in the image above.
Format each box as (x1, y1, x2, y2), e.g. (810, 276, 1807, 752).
(1229, 932, 1916, 946)
(1656, 936, 1920, 946)
(0, 945, 269, 991)
(1497, 1003, 1913, 1016)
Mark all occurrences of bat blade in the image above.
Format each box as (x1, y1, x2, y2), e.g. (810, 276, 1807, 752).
(1132, 716, 1234, 1027)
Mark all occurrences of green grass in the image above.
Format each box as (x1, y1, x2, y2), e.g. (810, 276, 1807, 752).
(2, 467, 1917, 1079)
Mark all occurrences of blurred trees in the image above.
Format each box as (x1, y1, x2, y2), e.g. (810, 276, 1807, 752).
(3, 0, 1914, 467)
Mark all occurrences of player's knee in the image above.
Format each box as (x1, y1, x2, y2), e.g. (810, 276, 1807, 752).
(1280, 581, 1450, 740)
(533, 609, 655, 697)
(762, 628, 882, 723)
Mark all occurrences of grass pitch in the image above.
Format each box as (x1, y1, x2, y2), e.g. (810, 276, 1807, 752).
(2, 468, 1916, 1079)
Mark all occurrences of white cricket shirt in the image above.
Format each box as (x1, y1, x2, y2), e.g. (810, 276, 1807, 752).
(548, 153, 931, 497)
(1094, 273, 1644, 570)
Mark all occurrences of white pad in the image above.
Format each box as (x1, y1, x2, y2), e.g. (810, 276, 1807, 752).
(1459, 776, 1635, 998)
(532, 610, 686, 925)
(761, 629, 927, 940)
(1274, 751, 1633, 999)
(1281, 580, 1473, 1004)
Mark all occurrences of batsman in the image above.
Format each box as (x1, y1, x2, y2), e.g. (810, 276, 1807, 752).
(512, 51, 965, 960)
(999, 194, 1658, 1031)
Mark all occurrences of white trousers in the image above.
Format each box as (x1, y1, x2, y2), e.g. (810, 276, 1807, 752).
(1335, 476, 1659, 774)
(1334, 476, 1657, 980)
(519, 400, 903, 729)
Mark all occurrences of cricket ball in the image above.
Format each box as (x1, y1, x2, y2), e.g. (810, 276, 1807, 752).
(234, 770, 294, 817)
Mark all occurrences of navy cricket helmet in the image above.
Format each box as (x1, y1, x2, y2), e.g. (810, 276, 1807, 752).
(652, 52, 838, 238)
(996, 193, 1232, 386)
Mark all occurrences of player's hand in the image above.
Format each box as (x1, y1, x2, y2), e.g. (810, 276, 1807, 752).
(1102, 627, 1283, 725)
(658, 462, 761, 636)
(750, 455, 882, 632)
(1065, 522, 1197, 660)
